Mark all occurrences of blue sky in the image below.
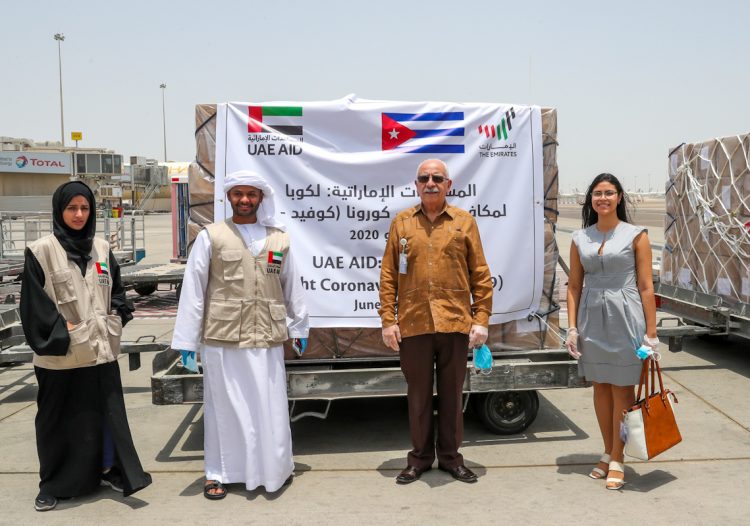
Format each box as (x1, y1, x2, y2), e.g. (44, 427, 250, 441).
(2, 0, 748, 192)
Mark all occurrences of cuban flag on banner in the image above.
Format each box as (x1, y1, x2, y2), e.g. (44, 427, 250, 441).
(381, 112, 465, 153)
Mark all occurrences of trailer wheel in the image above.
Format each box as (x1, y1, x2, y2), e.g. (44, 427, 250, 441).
(473, 390, 539, 435)
(134, 284, 157, 296)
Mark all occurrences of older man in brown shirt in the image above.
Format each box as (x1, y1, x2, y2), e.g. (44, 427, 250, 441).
(379, 159, 493, 484)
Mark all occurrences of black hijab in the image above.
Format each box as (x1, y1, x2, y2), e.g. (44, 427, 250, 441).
(52, 181, 97, 270)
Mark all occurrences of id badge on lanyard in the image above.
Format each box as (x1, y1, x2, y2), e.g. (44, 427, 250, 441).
(399, 238, 408, 274)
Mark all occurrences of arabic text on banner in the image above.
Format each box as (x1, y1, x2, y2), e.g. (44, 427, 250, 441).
(214, 96, 544, 328)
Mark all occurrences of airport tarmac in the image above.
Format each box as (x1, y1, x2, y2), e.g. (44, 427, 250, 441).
(1, 209, 749, 525)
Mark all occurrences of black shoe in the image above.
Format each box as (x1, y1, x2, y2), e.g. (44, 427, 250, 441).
(34, 493, 57, 512)
(101, 467, 124, 492)
(439, 464, 478, 483)
(204, 480, 227, 500)
(283, 474, 294, 487)
(396, 465, 431, 485)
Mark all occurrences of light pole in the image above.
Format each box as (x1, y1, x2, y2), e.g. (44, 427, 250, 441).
(54, 33, 65, 147)
(160, 83, 167, 161)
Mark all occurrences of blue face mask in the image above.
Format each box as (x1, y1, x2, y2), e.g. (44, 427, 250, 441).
(292, 338, 308, 357)
(473, 344, 493, 374)
(635, 345, 653, 360)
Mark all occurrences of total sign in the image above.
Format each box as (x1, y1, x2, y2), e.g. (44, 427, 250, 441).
(0, 152, 72, 174)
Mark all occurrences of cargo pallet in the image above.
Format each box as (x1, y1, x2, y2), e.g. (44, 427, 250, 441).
(149, 346, 586, 435)
(655, 281, 750, 352)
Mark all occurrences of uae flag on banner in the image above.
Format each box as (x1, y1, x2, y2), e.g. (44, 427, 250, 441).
(248, 106, 303, 136)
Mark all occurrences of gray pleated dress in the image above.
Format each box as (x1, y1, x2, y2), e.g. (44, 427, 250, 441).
(572, 222, 647, 386)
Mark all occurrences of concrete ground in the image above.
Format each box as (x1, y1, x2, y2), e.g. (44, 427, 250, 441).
(1, 209, 749, 525)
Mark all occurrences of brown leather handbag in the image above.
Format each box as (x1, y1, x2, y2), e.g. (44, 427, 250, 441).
(622, 356, 682, 460)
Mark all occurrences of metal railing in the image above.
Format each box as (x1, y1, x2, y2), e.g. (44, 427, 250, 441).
(0, 210, 146, 263)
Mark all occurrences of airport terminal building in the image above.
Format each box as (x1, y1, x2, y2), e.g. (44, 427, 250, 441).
(0, 136, 124, 212)
(0, 137, 177, 213)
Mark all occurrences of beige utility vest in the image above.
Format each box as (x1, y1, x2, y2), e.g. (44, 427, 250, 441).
(203, 220, 289, 348)
(29, 235, 122, 370)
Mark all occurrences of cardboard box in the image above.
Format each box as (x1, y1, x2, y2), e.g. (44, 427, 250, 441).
(714, 255, 740, 300)
(500, 220, 561, 350)
(682, 212, 711, 255)
(673, 245, 694, 291)
(660, 245, 675, 285)
(741, 266, 750, 304)
(664, 213, 678, 248)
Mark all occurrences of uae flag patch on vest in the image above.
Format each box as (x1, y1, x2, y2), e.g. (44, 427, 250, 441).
(96, 261, 110, 286)
(267, 251, 283, 274)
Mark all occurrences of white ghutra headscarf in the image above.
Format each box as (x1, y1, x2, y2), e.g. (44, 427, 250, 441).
(223, 170, 286, 231)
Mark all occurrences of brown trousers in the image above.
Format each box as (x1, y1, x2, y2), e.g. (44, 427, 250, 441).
(399, 332, 469, 470)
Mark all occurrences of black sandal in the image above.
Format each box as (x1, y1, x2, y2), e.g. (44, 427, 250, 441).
(203, 480, 227, 500)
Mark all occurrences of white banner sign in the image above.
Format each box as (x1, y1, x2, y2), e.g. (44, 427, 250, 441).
(0, 151, 71, 174)
(215, 95, 544, 328)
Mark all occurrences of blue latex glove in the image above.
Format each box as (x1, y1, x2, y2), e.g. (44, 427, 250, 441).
(292, 338, 308, 357)
(179, 350, 199, 373)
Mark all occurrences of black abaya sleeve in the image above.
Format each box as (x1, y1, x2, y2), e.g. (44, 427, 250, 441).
(20, 248, 70, 356)
(109, 250, 134, 327)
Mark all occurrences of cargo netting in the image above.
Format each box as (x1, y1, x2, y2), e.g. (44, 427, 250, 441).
(662, 134, 750, 306)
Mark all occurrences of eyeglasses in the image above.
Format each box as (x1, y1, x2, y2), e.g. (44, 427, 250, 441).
(592, 190, 618, 198)
(416, 174, 447, 184)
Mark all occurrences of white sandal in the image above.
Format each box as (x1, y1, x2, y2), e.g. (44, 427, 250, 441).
(605, 460, 625, 490)
(589, 453, 611, 480)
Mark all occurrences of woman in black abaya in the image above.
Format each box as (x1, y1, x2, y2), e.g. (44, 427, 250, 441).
(20, 181, 151, 511)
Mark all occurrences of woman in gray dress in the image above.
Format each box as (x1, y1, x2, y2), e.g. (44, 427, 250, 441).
(566, 173, 658, 490)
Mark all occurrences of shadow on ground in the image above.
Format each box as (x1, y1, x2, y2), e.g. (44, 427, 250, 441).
(153, 392, 589, 462)
(556, 453, 679, 493)
(669, 335, 750, 380)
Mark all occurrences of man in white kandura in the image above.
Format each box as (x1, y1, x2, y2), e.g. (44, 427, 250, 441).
(172, 170, 309, 500)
